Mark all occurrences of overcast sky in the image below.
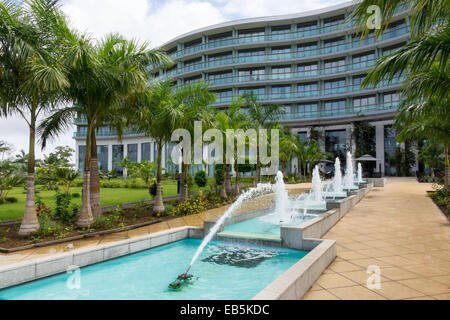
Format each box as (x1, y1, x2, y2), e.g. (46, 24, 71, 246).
(0, 0, 345, 159)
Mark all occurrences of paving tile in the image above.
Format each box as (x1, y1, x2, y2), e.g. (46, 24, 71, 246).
(371, 281, 424, 300)
(328, 285, 386, 300)
(328, 260, 363, 272)
(376, 255, 419, 267)
(398, 278, 450, 296)
(303, 290, 340, 300)
(433, 293, 450, 300)
(381, 267, 422, 281)
(316, 273, 358, 289)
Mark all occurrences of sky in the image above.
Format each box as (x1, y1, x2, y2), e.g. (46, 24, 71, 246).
(0, 0, 346, 159)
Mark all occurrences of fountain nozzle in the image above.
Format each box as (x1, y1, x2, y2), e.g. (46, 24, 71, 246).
(169, 267, 194, 290)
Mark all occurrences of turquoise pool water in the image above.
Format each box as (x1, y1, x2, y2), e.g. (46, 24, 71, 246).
(223, 212, 322, 237)
(0, 239, 307, 300)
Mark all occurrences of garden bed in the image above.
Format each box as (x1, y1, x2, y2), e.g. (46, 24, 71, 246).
(427, 187, 449, 220)
(0, 193, 237, 253)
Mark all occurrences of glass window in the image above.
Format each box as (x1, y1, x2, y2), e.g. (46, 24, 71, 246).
(184, 75, 202, 84)
(353, 95, 376, 107)
(238, 68, 265, 80)
(238, 48, 265, 57)
(238, 28, 265, 38)
(78, 145, 86, 173)
(297, 21, 317, 31)
(271, 46, 290, 54)
(324, 58, 345, 69)
(324, 78, 346, 89)
(353, 74, 366, 86)
(297, 42, 317, 52)
(324, 100, 346, 111)
(239, 87, 265, 96)
(141, 143, 151, 161)
(209, 71, 232, 80)
(97, 145, 108, 173)
(127, 144, 138, 163)
(271, 25, 291, 35)
(272, 66, 291, 74)
(184, 39, 202, 49)
(325, 130, 347, 164)
(323, 37, 345, 47)
(298, 132, 308, 142)
(208, 52, 232, 62)
(272, 85, 291, 94)
(352, 51, 375, 63)
(298, 63, 318, 72)
(383, 92, 400, 103)
(297, 103, 318, 113)
(323, 15, 345, 27)
(208, 32, 232, 43)
(384, 125, 398, 176)
(112, 145, 124, 175)
(298, 82, 318, 92)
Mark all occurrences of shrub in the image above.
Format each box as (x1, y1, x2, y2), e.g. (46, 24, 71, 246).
(54, 192, 78, 223)
(149, 181, 157, 198)
(37, 214, 65, 237)
(194, 170, 207, 188)
(214, 165, 223, 186)
(71, 192, 81, 198)
(171, 194, 207, 216)
(35, 197, 51, 217)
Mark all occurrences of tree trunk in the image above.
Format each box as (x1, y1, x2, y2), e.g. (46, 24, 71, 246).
(225, 164, 232, 195)
(444, 145, 449, 187)
(234, 162, 240, 195)
(18, 114, 39, 236)
(181, 163, 188, 202)
(256, 144, 261, 184)
(220, 164, 227, 200)
(90, 129, 102, 218)
(153, 141, 165, 213)
(77, 121, 94, 228)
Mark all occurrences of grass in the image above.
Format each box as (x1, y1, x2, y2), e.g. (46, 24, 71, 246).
(0, 180, 178, 221)
(0, 176, 256, 221)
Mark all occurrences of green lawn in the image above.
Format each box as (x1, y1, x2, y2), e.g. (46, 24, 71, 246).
(0, 176, 255, 221)
(0, 180, 178, 221)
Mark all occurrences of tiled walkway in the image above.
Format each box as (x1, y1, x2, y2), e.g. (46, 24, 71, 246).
(303, 178, 450, 300)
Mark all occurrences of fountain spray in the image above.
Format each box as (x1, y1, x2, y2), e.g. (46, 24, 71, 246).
(169, 182, 273, 289)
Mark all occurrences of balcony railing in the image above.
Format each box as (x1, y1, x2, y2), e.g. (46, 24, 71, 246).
(213, 77, 403, 104)
(280, 102, 399, 121)
(155, 25, 409, 80)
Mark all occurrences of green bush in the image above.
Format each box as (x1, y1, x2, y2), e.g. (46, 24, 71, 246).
(71, 192, 81, 198)
(149, 181, 157, 197)
(194, 170, 207, 188)
(54, 192, 78, 223)
(214, 165, 223, 186)
(0, 197, 18, 204)
(37, 214, 65, 237)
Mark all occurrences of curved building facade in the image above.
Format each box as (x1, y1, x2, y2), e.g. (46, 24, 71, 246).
(75, 1, 411, 176)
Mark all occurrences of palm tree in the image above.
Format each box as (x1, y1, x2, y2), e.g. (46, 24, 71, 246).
(0, 141, 11, 160)
(174, 82, 216, 202)
(243, 92, 285, 184)
(0, 0, 69, 236)
(134, 80, 184, 213)
(40, 30, 171, 222)
(279, 126, 298, 177)
(418, 142, 444, 178)
(353, 0, 450, 185)
(54, 167, 79, 194)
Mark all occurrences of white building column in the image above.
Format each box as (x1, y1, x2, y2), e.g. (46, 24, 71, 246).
(107, 144, 113, 172)
(137, 143, 142, 163)
(375, 123, 385, 176)
(123, 143, 128, 177)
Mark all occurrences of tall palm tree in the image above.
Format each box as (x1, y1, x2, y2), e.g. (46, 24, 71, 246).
(0, 0, 69, 236)
(243, 92, 284, 184)
(40, 31, 171, 222)
(174, 81, 216, 202)
(279, 125, 298, 176)
(134, 80, 184, 213)
(214, 97, 247, 196)
(353, 0, 450, 185)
